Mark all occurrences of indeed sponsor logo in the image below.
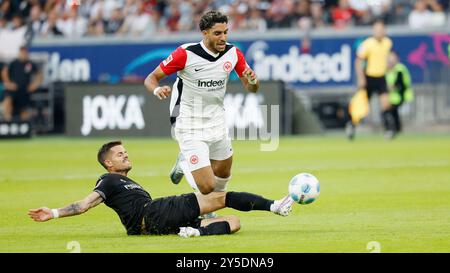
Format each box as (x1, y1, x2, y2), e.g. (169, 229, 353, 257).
(197, 79, 226, 88)
(81, 95, 145, 136)
(251, 43, 351, 83)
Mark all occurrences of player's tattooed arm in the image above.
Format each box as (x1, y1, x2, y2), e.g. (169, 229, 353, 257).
(28, 192, 104, 222)
(58, 192, 104, 217)
(58, 202, 85, 217)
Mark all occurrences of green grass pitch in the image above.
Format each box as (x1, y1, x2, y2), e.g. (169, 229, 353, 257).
(0, 133, 449, 253)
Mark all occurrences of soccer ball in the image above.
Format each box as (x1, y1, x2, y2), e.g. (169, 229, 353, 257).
(288, 173, 320, 205)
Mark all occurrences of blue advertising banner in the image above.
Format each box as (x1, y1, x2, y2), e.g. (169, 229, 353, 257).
(30, 32, 450, 88)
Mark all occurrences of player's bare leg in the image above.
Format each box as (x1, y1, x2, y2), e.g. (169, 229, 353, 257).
(169, 154, 227, 218)
(210, 157, 232, 178)
(195, 191, 226, 214)
(191, 156, 233, 194)
(170, 150, 232, 218)
(178, 192, 230, 238)
(210, 156, 232, 191)
(178, 191, 294, 237)
(191, 166, 216, 194)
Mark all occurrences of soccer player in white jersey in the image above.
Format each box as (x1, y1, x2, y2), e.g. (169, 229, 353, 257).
(144, 10, 259, 197)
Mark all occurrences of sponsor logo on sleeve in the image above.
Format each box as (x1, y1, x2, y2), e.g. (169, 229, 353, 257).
(163, 54, 173, 66)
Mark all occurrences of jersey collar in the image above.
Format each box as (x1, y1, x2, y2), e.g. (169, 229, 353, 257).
(200, 40, 220, 58)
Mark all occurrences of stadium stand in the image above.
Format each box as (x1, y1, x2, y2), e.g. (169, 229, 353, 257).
(0, 0, 448, 40)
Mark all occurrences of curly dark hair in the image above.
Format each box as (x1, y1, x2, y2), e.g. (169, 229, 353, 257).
(199, 10, 228, 31)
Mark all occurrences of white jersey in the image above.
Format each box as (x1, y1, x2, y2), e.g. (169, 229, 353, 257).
(159, 41, 248, 141)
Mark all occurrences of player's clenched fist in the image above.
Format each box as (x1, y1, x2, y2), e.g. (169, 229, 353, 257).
(243, 67, 257, 84)
(153, 86, 172, 100)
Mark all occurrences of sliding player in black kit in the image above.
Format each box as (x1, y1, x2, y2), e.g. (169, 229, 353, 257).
(28, 141, 295, 237)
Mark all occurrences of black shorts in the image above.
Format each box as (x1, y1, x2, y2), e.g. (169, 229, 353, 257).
(142, 193, 201, 235)
(365, 76, 388, 99)
(4, 89, 31, 114)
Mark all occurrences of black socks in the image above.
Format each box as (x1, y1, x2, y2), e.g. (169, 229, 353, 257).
(225, 191, 273, 211)
(198, 221, 231, 236)
(196, 192, 274, 236)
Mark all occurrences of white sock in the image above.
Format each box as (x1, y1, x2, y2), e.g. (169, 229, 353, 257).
(214, 176, 231, 192)
(179, 156, 199, 191)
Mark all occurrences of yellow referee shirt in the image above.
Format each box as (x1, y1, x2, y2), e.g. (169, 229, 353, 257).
(357, 37, 392, 77)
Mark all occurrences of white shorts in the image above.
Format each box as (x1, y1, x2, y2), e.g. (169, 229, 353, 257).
(177, 137, 233, 172)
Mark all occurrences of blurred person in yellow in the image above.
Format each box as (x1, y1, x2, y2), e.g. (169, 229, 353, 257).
(385, 51, 414, 138)
(346, 20, 393, 140)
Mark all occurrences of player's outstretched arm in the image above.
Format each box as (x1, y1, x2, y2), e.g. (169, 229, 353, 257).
(144, 66, 172, 100)
(240, 67, 259, 93)
(28, 192, 104, 222)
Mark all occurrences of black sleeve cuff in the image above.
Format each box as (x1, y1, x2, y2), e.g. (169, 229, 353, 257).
(94, 190, 106, 201)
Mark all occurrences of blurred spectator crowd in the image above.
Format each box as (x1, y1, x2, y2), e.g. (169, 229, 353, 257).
(0, 0, 449, 40)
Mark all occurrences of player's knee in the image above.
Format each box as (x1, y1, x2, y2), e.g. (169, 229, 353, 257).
(216, 170, 231, 178)
(198, 181, 215, 194)
(215, 169, 231, 178)
(228, 216, 240, 233)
